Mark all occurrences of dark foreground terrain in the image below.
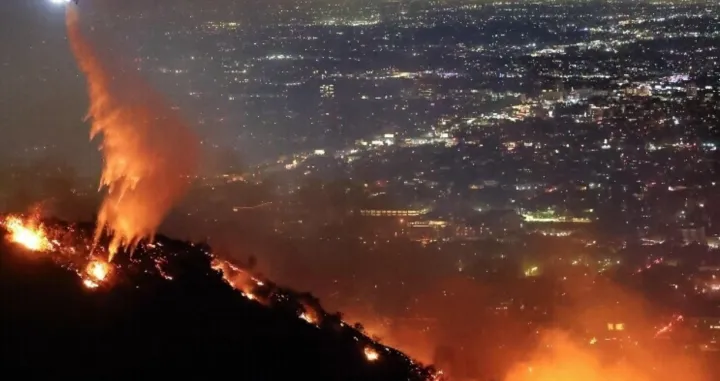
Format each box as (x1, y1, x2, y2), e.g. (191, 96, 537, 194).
(0, 221, 435, 380)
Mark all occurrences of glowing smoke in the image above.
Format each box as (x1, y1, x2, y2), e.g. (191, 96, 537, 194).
(504, 331, 648, 381)
(66, 7, 199, 260)
(503, 330, 707, 381)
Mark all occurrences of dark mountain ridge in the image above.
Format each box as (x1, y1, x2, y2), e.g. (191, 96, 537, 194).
(0, 217, 437, 380)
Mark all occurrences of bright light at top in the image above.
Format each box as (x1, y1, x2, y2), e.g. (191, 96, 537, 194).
(49, 0, 71, 5)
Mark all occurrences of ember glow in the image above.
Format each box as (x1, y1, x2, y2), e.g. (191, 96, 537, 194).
(212, 259, 261, 297)
(0, 216, 437, 380)
(79, 259, 112, 289)
(2, 215, 54, 252)
(65, 7, 199, 261)
(505, 332, 647, 381)
(1, 214, 110, 289)
(504, 330, 705, 381)
(299, 311, 317, 324)
(86, 260, 110, 282)
(364, 347, 380, 362)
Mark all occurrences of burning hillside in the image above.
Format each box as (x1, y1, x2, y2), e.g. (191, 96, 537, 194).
(0, 214, 439, 379)
(66, 5, 199, 260)
(1, 5, 438, 377)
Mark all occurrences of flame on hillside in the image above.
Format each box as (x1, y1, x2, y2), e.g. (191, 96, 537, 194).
(0, 214, 437, 379)
(211, 258, 264, 302)
(2, 215, 54, 252)
(1, 214, 112, 289)
(364, 346, 380, 362)
(299, 311, 318, 325)
(87, 260, 109, 281)
(83, 259, 110, 289)
(65, 7, 198, 261)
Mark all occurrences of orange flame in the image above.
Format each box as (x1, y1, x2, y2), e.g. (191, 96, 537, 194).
(1, 220, 419, 369)
(83, 279, 100, 289)
(299, 311, 317, 325)
(86, 260, 110, 282)
(66, 7, 198, 261)
(1, 215, 54, 252)
(2, 214, 114, 290)
(81, 259, 111, 289)
(364, 347, 380, 362)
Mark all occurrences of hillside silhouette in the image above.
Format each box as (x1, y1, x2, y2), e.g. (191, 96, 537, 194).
(0, 219, 436, 380)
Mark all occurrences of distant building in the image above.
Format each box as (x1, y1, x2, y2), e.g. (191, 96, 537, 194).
(708, 236, 720, 249)
(539, 90, 564, 103)
(453, 223, 482, 240)
(638, 85, 652, 97)
(359, 208, 430, 217)
(406, 220, 447, 241)
(466, 210, 524, 235)
(681, 227, 707, 245)
(320, 84, 335, 99)
(690, 268, 720, 297)
(626, 85, 652, 97)
(589, 105, 606, 121)
(687, 305, 720, 352)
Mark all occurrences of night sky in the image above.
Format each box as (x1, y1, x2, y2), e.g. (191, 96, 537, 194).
(0, 0, 95, 172)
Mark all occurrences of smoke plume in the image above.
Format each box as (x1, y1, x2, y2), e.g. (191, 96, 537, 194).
(66, 7, 198, 260)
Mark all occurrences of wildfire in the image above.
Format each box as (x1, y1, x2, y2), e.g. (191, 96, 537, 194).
(364, 347, 380, 362)
(66, 6, 198, 262)
(83, 279, 100, 289)
(86, 260, 110, 281)
(0, 215, 439, 379)
(1, 214, 112, 290)
(2, 215, 54, 252)
(300, 312, 317, 324)
(505, 332, 648, 381)
(79, 259, 113, 290)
